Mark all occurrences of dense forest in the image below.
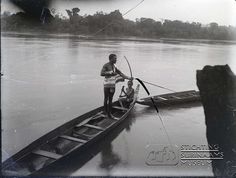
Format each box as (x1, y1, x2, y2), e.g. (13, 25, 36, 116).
(1, 8, 236, 40)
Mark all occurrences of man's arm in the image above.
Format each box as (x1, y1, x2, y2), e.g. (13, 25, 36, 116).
(119, 86, 127, 97)
(100, 64, 116, 77)
(116, 68, 132, 80)
(130, 89, 135, 98)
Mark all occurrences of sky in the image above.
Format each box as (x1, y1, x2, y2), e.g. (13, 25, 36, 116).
(2, 0, 236, 26)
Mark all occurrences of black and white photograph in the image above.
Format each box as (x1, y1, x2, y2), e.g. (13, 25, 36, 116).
(1, 0, 236, 177)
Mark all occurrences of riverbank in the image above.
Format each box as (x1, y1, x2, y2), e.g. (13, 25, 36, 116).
(2, 31, 236, 45)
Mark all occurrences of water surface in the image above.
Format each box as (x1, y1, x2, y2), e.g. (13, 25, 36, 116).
(1, 33, 236, 176)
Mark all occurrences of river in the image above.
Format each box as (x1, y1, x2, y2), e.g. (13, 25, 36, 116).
(1, 32, 236, 176)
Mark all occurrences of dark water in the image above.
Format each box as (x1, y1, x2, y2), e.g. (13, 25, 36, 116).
(1, 33, 236, 176)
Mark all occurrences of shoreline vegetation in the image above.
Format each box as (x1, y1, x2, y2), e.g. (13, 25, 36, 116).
(2, 31, 236, 46)
(1, 9, 236, 42)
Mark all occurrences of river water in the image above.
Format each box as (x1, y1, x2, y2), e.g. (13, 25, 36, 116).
(1, 33, 236, 176)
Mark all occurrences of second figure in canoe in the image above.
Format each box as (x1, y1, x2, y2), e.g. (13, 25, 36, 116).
(100, 54, 133, 119)
(118, 80, 135, 109)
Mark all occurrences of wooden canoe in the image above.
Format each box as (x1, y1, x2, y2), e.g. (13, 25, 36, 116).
(2, 85, 140, 176)
(136, 90, 201, 107)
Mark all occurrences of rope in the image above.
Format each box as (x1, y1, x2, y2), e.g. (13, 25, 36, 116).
(122, 0, 145, 17)
(91, 22, 115, 36)
(140, 79, 176, 92)
(136, 77, 173, 148)
(120, 55, 174, 151)
(91, 0, 145, 36)
(157, 111, 173, 148)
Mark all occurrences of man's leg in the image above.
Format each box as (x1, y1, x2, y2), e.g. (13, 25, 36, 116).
(118, 97, 125, 108)
(104, 87, 109, 115)
(108, 87, 115, 117)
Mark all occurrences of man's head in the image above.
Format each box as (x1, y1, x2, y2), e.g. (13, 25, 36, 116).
(109, 54, 117, 64)
(127, 80, 133, 87)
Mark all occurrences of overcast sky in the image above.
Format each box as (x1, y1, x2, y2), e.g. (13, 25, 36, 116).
(2, 0, 236, 26)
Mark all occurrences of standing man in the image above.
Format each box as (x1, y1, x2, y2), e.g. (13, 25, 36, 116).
(101, 54, 132, 118)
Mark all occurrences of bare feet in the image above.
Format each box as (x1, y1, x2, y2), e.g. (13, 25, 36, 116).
(103, 112, 109, 118)
(108, 114, 116, 120)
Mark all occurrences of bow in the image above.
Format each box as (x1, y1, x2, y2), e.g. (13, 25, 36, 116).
(124, 56, 133, 79)
(123, 56, 159, 113)
(123, 56, 172, 147)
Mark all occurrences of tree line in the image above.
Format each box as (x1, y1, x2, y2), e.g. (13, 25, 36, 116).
(1, 8, 236, 40)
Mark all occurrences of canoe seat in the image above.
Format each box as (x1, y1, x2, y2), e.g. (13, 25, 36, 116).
(90, 112, 106, 120)
(76, 113, 105, 127)
(171, 96, 181, 99)
(73, 131, 97, 140)
(157, 96, 167, 100)
(59, 135, 86, 143)
(113, 106, 128, 111)
(109, 117, 119, 121)
(84, 124, 105, 131)
(32, 150, 62, 160)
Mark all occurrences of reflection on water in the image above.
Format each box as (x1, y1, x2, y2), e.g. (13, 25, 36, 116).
(99, 143, 121, 171)
(99, 112, 135, 174)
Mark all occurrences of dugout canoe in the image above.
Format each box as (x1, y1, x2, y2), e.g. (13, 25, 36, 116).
(2, 85, 140, 176)
(136, 90, 200, 107)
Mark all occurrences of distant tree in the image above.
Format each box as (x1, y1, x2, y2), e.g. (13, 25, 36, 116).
(65, 7, 83, 34)
(66, 7, 81, 21)
(1, 8, 236, 40)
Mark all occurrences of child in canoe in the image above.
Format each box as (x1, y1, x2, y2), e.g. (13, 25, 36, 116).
(119, 80, 135, 108)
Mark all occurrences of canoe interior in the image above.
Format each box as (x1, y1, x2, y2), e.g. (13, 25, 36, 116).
(36, 109, 137, 176)
(2, 85, 139, 176)
(137, 90, 201, 107)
